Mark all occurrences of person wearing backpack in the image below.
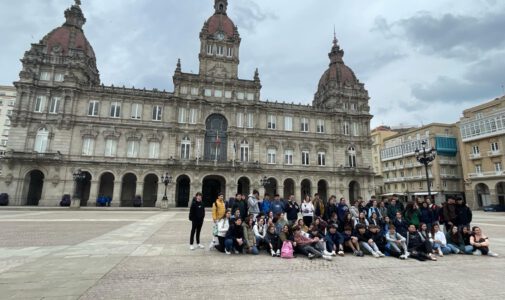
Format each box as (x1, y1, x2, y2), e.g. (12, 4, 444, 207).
(209, 193, 226, 250)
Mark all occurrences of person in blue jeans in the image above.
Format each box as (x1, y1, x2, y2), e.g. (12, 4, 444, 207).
(325, 223, 345, 256)
(224, 218, 245, 254)
(431, 223, 453, 256)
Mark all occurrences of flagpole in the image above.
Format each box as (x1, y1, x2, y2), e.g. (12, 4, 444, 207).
(215, 130, 219, 163)
(196, 139, 200, 165)
(232, 142, 236, 167)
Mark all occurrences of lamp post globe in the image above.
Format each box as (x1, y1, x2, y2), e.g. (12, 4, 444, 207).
(415, 140, 437, 201)
(160, 173, 172, 209)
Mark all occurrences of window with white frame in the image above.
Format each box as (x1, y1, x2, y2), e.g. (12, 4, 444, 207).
(39, 71, 50, 81)
(126, 140, 139, 158)
(267, 115, 276, 130)
(34, 128, 49, 153)
(34, 96, 46, 113)
(317, 119, 325, 133)
(178, 107, 187, 123)
(318, 152, 326, 166)
(247, 93, 254, 101)
(284, 116, 293, 131)
(237, 92, 245, 100)
(204, 89, 212, 97)
(226, 47, 233, 57)
(180, 86, 188, 94)
(191, 87, 199, 95)
(246, 113, 254, 128)
(110, 102, 121, 118)
(495, 162, 503, 172)
(54, 73, 64, 82)
(301, 118, 309, 132)
(240, 140, 249, 162)
(181, 137, 191, 160)
(215, 90, 223, 98)
(267, 148, 276, 164)
(491, 142, 499, 152)
(49, 97, 60, 114)
(104, 139, 117, 157)
(301, 151, 309, 165)
(348, 146, 356, 168)
(152, 105, 162, 121)
(216, 46, 224, 56)
(149, 141, 160, 159)
(189, 108, 197, 124)
(88, 101, 99, 117)
(206, 44, 213, 55)
(131, 103, 142, 119)
(352, 122, 359, 136)
(472, 145, 479, 154)
(237, 112, 244, 128)
(475, 164, 482, 174)
(225, 91, 232, 98)
(343, 122, 350, 135)
(82, 138, 94, 156)
(284, 150, 293, 165)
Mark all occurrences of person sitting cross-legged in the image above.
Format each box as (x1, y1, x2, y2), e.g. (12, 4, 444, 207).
(325, 223, 345, 256)
(293, 226, 332, 261)
(265, 225, 282, 257)
(355, 224, 384, 258)
(385, 224, 409, 259)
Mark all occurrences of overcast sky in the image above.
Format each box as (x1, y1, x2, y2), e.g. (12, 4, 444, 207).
(1, 0, 504, 127)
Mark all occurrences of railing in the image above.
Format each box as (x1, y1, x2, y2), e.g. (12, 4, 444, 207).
(468, 171, 504, 178)
(488, 150, 502, 157)
(469, 153, 481, 159)
(439, 159, 458, 165)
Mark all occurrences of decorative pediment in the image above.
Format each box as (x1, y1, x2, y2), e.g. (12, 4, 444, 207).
(264, 137, 280, 150)
(283, 141, 296, 150)
(299, 142, 313, 151)
(103, 128, 121, 140)
(147, 130, 164, 142)
(125, 130, 143, 141)
(80, 127, 99, 138)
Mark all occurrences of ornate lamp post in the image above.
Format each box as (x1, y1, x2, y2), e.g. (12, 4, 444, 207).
(415, 140, 437, 200)
(260, 176, 270, 196)
(71, 169, 86, 208)
(160, 172, 172, 210)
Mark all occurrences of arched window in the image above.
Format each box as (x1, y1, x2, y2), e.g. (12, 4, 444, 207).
(34, 128, 49, 153)
(240, 140, 249, 162)
(348, 146, 356, 168)
(181, 136, 191, 160)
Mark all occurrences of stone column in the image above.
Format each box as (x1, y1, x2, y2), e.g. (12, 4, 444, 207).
(136, 181, 144, 205)
(295, 183, 302, 203)
(88, 180, 99, 206)
(112, 180, 122, 207)
(156, 182, 166, 208)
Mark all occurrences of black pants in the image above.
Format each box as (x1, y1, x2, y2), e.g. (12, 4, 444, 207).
(303, 216, 313, 228)
(190, 219, 204, 245)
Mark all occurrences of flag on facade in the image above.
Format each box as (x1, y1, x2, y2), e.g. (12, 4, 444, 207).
(215, 131, 221, 145)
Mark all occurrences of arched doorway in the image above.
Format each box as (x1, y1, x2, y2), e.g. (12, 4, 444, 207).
(143, 174, 159, 207)
(202, 175, 226, 207)
(98, 172, 114, 201)
(317, 180, 328, 203)
(204, 114, 228, 161)
(121, 173, 137, 207)
(237, 177, 250, 196)
(25, 170, 44, 206)
(496, 182, 505, 206)
(301, 179, 311, 199)
(79, 172, 92, 207)
(176, 175, 191, 208)
(283, 178, 295, 199)
(349, 181, 361, 204)
(265, 177, 277, 197)
(475, 183, 490, 207)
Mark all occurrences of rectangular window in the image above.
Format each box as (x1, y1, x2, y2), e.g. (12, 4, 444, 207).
(2, 129, 9, 136)
(237, 92, 245, 100)
(285, 150, 293, 165)
(204, 89, 212, 97)
(247, 93, 254, 101)
(49, 97, 60, 114)
(178, 107, 187, 123)
(216, 46, 224, 56)
(267, 115, 276, 130)
(317, 119, 325, 133)
(180, 86, 188, 94)
(206, 44, 213, 55)
(301, 118, 309, 132)
(237, 112, 244, 128)
(227, 47, 233, 57)
(284, 116, 293, 131)
(496, 162, 503, 172)
(240, 145, 249, 162)
(267, 149, 276, 164)
(181, 141, 191, 160)
(82, 138, 94, 156)
(152, 105, 162, 121)
(127, 140, 139, 158)
(149, 142, 160, 159)
(472, 145, 480, 154)
(131, 103, 142, 119)
(225, 91, 232, 98)
(54, 73, 64, 82)
(88, 101, 99, 117)
(0, 140, 7, 147)
(246, 113, 254, 128)
(40, 72, 50, 81)
(318, 152, 326, 166)
(110, 102, 121, 118)
(491, 142, 499, 152)
(302, 151, 309, 165)
(475, 164, 482, 174)
(418, 181, 423, 188)
(215, 90, 223, 98)
(443, 180, 448, 188)
(104, 139, 117, 157)
(189, 108, 197, 124)
(343, 122, 350, 135)
(34, 96, 46, 113)
(353, 123, 359, 136)
(191, 87, 199, 95)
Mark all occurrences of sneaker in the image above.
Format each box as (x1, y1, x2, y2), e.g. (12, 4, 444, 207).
(234, 250, 240, 254)
(322, 255, 333, 261)
(353, 250, 359, 256)
(428, 253, 437, 261)
(276, 249, 281, 257)
(488, 251, 499, 257)
(377, 251, 385, 257)
(308, 253, 315, 260)
(372, 251, 380, 258)
(208, 240, 215, 251)
(399, 254, 406, 260)
(197, 244, 205, 249)
(330, 251, 337, 256)
(190, 245, 195, 251)
(357, 251, 364, 257)
(271, 250, 276, 257)
(473, 250, 482, 256)
(405, 252, 410, 258)
(337, 250, 344, 257)
(437, 248, 444, 257)
(323, 250, 332, 256)
(225, 249, 231, 255)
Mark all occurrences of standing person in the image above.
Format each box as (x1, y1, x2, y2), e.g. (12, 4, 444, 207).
(300, 195, 315, 227)
(271, 194, 285, 216)
(378, 201, 388, 221)
(455, 198, 472, 228)
(404, 202, 421, 229)
(387, 198, 399, 220)
(419, 201, 434, 231)
(313, 193, 325, 219)
(324, 195, 339, 222)
(232, 194, 247, 219)
(209, 193, 226, 249)
(261, 193, 272, 216)
(189, 192, 205, 250)
(367, 200, 382, 219)
(337, 197, 350, 224)
(247, 190, 262, 219)
(227, 193, 240, 211)
(442, 197, 458, 229)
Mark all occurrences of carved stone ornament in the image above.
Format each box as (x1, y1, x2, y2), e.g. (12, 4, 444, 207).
(52, 175, 60, 186)
(4, 174, 14, 186)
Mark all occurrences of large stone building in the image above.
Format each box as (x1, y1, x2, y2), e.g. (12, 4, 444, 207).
(0, 0, 375, 207)
(380, 123, 464, 204)
(458, 96, 505, 209)
(0, 86, 16, 159)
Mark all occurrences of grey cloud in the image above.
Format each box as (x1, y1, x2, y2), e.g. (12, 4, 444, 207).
(232, 0, 278, 32)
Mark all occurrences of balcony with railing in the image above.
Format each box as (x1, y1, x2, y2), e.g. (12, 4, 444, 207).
(468, 171, 505, 178)
(488, 150, 502, 157)
(469, 153, 481, 160)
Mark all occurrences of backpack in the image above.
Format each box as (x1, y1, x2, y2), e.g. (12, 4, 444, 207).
(280, 241, 294, 259)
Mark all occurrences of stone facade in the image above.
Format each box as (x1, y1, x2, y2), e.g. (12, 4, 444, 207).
(0, 1, 375, 207)
(0, 85, 16, 160)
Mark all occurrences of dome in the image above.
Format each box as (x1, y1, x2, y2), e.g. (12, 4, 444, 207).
(206, 14, 236, 38)
(317, 38, 358, 90)
(40, 4, 95, 59)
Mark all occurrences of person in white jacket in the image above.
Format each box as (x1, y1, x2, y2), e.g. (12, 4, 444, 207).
(301, 195, 315, 227)
(385, 225, 409, 259)
(214, 210, 231, 253)
(247, 190, 262, 219)
(432, 223, 452, 256)
(253, 217, 266, 247)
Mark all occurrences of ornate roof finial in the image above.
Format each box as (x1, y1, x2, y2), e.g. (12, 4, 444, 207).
(254, 68, 260, 81)
(214, 0, 228, 15)
(75, 0, 81, 6)
(176, 58, 181, 72)
(333, 25, 338, 46)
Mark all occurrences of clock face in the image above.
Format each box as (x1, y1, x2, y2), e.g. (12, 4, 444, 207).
(215, 32, 225, 41)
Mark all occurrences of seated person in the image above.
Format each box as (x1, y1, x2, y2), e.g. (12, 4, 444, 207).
(460, 226, 474, 254)
(308, 225, 332, 256)
(253, 217, 266, 248)
(385, 224, 409, 259)
(406, 224, 437, 261)
(342, 226, 363, 256)
(355, 224, 384, 258)
(470, 226, 499, 257)
(368, 225, 386, 254)
(431, 223, 453, 256)
(242, 216, 259, 255)
(325, 223, 344, 256)
(293, 226, 332, 261)
(445, 225, 465, 254)
(224, 218, 245, 255)
(265, 225, 282, 257)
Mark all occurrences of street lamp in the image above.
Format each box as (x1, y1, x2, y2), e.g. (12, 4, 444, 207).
(160, 172, 172, 209)
(71, 169, 86, 208)
(415, 140, 437, 200)
(260, 176, 270, 187)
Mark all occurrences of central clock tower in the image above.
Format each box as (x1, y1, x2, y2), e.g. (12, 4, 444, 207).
(199, 0, 241, 79)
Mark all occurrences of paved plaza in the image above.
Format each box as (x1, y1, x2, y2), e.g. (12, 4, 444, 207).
(0, 209, 504, 299)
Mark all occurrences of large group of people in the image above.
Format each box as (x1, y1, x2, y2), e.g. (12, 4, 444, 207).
(188, 191, 498, 261)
